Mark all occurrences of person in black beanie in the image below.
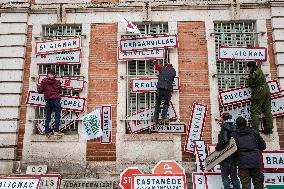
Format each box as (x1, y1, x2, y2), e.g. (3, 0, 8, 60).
(232, 116, 266, 189)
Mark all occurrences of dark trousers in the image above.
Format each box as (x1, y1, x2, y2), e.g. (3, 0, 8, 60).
(154, 88, 172, 120)
(220, 160, 241, 189)
(44, 99, 61, 133)
(238, 168, 264, 189)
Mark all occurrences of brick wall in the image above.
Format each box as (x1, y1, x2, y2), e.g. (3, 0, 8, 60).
(178, 22, 211, 161)
(267, 19, 284, 149)
(16, 25, 32, 160)
(87, 23, 118, 161)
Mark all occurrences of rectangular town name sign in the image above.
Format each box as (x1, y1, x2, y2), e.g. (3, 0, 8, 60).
(219, 46, 267, 61)
(38, 75, 85, 91)
(118, 48, 165, 61)
(35, 50, 81, 64)
(219, 80, 281, 106)
(131, 77, 180, 92)
(27, 91, 86, 112)
(120, 34, 178, 52)
(35, 37, 81, 54)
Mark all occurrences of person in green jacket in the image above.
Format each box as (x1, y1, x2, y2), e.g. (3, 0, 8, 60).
(247, 62, 273, 134)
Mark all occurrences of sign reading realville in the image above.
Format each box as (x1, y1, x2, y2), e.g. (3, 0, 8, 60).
(120, 34, 178, 52)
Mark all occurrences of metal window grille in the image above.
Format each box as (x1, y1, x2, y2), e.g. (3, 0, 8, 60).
(34, 25, 82, 134)
(215, 22, 264, 128)
(124, 23, 169, 134)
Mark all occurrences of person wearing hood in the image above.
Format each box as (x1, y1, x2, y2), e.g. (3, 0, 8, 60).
(216, 113, 241, 189)
(247, 61, 273, 134)
(152, 61, 176, 123)
(232, 116, 266, 189)
(38, 68, 63, 137)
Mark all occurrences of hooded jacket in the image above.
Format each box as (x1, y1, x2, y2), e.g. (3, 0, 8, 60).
(232, 126, 266, 169)
(155, 63, 176, 92)
(38, 77, 62, 100)
(216, 119, 236, 151)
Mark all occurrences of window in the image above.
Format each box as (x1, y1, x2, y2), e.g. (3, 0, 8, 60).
(124, 23, 169, 134)
(34, 25, 82, 135)
(214, 22, 264, 128)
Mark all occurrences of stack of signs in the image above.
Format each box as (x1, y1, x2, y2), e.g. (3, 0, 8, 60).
(119, 34, 178, 61)
(29, 37, 86, 133)
(184, 102, 208, 153)
(219, 80, 284, 119)
(119, 160, 187, 189)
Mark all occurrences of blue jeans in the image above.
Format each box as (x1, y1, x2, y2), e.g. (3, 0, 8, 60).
(44, 99, 61, 133)
(221, 160, 241, 189)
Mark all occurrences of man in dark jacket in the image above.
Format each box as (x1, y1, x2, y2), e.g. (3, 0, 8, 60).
(38, 68, 63, 137)
(152, 61, 176, 123)
(247, 62, 273, 134)
(216, 113, 240, 189)
(232, 116, 266, 189)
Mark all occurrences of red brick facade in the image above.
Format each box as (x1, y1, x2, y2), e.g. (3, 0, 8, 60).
(16, 25, 33, 160)
(178, 22, 212, 161)
(86, 23, 118, 161)
(266, 19, 284, 149)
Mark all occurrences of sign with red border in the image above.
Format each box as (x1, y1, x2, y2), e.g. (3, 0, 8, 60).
(101, 106, 112, 144)
(0, 177, 41, 189)
(38, 75, 85, 91)
(184, 103, 208, 153)
(206, 144, 221, 173)
(192, 172, 205, 189)
(35, 37, 81, 55)
(37, 111, 80, 134)
(119, 167, 143, 189)
(219, 80, 281, 106)
(120, 34, 178, 52)
(151, 122, 186, 134)
(127, 102, 177, 134)
(35, 50, 81, 64)
(264, 172, 284, 188)
(204, 172, 226, 189)
(130, 77, 180, 93)
(262, 151, 284, 172)
(131, 174, 186, 189)
(118, 48, 165, 61)
(26, 91, 86, 112)
(194, 140, 207, 172)
(218, 46, 267, 61)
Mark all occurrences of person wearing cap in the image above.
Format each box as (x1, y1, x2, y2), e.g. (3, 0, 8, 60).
(232, 117, 266, 189)
(216, 113, 241, 189)
(246, 62, 273, 134)
(38, 68, 63, 137)
(152, 61, 176, 123)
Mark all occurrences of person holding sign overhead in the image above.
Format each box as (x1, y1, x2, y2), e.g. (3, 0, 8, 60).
(38, 68, 63, 137)
(247, 62, 273, 134)
(152, 60, 176, 124)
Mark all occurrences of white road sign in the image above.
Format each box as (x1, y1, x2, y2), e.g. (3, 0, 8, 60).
(35, 50, 81, 64)
(27, 91, 86, 112)
(127, 102, 177, 134)
(35, 37, 81, 54)
(131, 77, 179, 92)
(151, 122, 186, 134)
(118, 48, 165, 61)
(219, 46, 267, 61)
(120, 34, 178, 52)
(219, 80, 281, 106)
(101, 106, 112, 144)
(262, 151, 284, 172)
(184, 103, 208, 153)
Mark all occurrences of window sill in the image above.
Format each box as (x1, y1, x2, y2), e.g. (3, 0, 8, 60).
(31, 134, 79, 142)
(122, 134, 177, 141)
